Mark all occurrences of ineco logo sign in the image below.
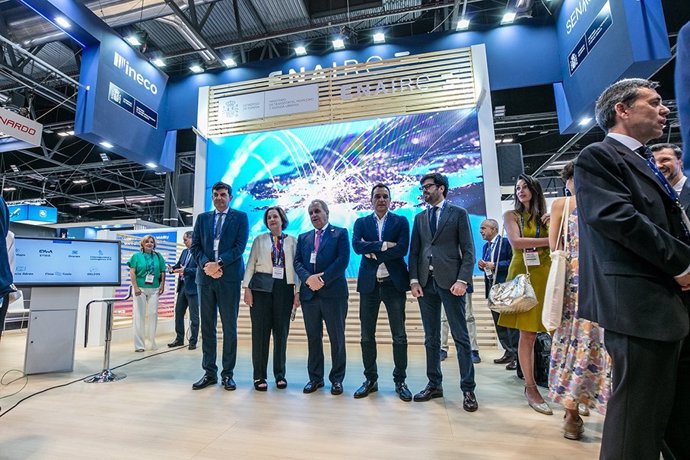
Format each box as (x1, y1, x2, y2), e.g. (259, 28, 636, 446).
(113, 52, 158, 95)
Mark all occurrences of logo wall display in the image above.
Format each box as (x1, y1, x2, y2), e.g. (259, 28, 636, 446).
(113, 51, 159, 95)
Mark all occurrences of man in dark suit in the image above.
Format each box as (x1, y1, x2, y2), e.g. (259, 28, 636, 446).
(652, 143, 690, 214)
(409, 172, 478, 412)
(477, 218, 517, 370)
(575, 78, 690, 459)
(0, 196, 14, 342)
(351, 183, 412, 402)
(190, 182, 249, 391)
(167, 231, 199, 350)
(294, 199, 350, 395)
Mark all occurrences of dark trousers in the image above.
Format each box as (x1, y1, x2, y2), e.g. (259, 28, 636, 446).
(359, 279, 408, 383)
(490, 310, 519, 357)
(418, 278, 475, 392)
(199, 281, 240, 380)
(250, 277, 294, 381)
(0, 294, 9, 341)
(173, 287, 199, 345)
(663, 331, 690, 459)
(602, 329, 682, 460)
(302, 295, 348, 384)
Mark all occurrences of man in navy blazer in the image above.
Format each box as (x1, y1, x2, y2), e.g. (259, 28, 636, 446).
(190, 182, 249, 391)
(351, 183, 412, 401)
(294, 199, 350, 395)
(167, 231, 199, 350)
(576, 79, 690, 459)
(477, 219, 517, 369)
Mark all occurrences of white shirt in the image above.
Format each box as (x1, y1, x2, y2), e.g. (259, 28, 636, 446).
(674, 175, 687, 194)
(374, 212, 390, 279)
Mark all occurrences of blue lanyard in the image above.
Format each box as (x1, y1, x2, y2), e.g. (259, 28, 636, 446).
(519, 214, 541, 238)
(373, 213, 389, 241)
(270, 233, 284, 267)
(643, 157, 690, 240)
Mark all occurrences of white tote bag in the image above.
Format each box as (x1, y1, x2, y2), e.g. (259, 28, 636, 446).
(541, 197, 570, 332)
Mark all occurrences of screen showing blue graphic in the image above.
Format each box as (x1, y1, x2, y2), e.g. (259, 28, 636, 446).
(14, 237, 122, 287)
(206, 109, 486, 278)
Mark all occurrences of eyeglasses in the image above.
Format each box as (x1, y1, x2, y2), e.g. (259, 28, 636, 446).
(420, 184, 437, 191)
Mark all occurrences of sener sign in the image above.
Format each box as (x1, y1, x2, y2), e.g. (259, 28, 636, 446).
(0, 107, 42, 147)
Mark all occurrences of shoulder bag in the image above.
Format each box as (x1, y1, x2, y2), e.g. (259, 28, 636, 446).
(541, 197, 570, 332)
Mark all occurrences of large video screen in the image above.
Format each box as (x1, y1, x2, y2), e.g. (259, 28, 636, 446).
(14, 237, 122, 287)
(206, 108, 486, 277)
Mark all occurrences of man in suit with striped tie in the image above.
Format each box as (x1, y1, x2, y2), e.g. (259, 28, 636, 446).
(190, 182, 249, 391)
(167, 231, 199, 350)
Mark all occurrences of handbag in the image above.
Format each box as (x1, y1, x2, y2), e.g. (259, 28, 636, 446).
(248, 272, 274, 293)
(488, 224, 539, 314)
(542, 197, 570, 332)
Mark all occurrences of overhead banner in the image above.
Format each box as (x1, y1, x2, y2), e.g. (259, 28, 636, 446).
(0, 107, 42, 147)
(9, 204, 58, 225)
(217, 84, 319, 123)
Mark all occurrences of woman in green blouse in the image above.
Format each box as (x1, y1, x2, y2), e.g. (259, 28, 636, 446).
(128, 235, 166, 352)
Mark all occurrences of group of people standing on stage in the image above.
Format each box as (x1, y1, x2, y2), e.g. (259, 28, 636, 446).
(124, 76, 689, 459)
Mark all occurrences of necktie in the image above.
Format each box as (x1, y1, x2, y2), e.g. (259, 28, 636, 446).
(214, 212, 225, 239)
(430, 206, 439, 236)
(314, 229, 323, 253)
(181, 250, 191, 280)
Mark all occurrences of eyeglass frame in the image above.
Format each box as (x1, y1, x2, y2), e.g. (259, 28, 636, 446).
(419, 183, 438, 191)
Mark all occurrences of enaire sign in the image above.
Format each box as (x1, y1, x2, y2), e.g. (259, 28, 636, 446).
(0, 107, 43, 147)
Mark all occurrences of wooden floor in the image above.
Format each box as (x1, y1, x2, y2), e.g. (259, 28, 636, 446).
(0, 330, 603, 459)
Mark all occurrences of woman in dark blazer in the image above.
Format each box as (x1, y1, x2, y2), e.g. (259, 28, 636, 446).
(243, 206, 300, 391)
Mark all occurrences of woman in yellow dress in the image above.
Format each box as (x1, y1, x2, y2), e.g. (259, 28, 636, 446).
(498, 174, 552, 415)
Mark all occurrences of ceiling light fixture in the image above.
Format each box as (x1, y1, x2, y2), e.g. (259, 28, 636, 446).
(579, 116, 593, 126)
(152, 58, 166, 68)
(10, 165, 19, 172)
(502, 137, 514, 143)
(190, 64, 203, 73)
(333, 38, 345, 50)
(501, 11, 517, 24)
(99, 153, 110, 162)
(145, 162, 157, 168)
(125, 35, 141, 46)
(223, 58, 237, 68)
(73, 179, 88, 184)
(100, 141, 114, 149)
(54, 16, 71, 29)
(295, 46, 307, 56)
(373, 32, 385, 43)
(456, 18, 470, 30)
(3, 187, 16, 192)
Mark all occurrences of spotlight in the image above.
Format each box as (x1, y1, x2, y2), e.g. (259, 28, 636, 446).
(73, 179, 88, 184)
(190, 65, 203, 73)
(57, 131, 70, 137)
(55, 16, 71, 29)
(99, 153, 110, 162)
(501, 11, 516, 24)
(152, 58, 166, 68)
(223, 58, 237, 68)
(373, 32, 385, 44)
(579, 117, 593, 126)
(145, 162, 157, 168)
(10, 164, 19, 172)
(295, 46, 307, 56)
(333, 38, 345, 50)
(456, 18, 470, 30)
(100, 141, 114, 149)
(502, 137, 514, 143)
(125, 35, 141, 46)
(3, 187, 16, 191)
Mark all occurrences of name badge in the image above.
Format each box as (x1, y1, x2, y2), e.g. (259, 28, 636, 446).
(523, 248, 540, 266)
(310, 252, 317, 264)
(145, 273, 155, 284)
(484, 267, 493, 277)
(213, 239, 219, 251)
(272, 266, 285, 279)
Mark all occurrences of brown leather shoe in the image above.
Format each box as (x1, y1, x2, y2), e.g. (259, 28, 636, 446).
(564, 415, 584, 440)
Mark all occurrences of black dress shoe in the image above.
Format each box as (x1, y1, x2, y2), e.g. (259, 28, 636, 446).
(506, 359, 518, 370)
(303, 381, 324, 394)
(413, 385, 444, 402)
(222, 377, 236, 391)
(494, 352, 512, 364)
(168, 340, 184, 348)
(463, 391, 479, 412)
(353, 380, 378, 399)
(331, 382, 343, 395)
(192, 375, 217, 390)
(395, 382, 412, 402)
(188, 343, 197, 350)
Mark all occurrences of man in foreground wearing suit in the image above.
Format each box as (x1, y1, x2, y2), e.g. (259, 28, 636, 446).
(352, 183, 412, 402)
(575, 78, 690, 459)
(294, 199, 350, 395)
(409, 172, 478, 412)
(167, 231, 199, 350)
(477, 218, 517, 370)
(190, 182, 249, 391)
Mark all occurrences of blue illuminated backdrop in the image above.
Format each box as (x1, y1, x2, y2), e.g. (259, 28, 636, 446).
(206, 108, 486, 277)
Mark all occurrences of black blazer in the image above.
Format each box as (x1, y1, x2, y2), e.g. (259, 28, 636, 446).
(190, 208, 249, 286)
(171, 248, 198, 296)
(294, 225, 350, 301)
(352, 212, 410, 294)
(481, 236, 512, 298)
(575, 136, 690, 342)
